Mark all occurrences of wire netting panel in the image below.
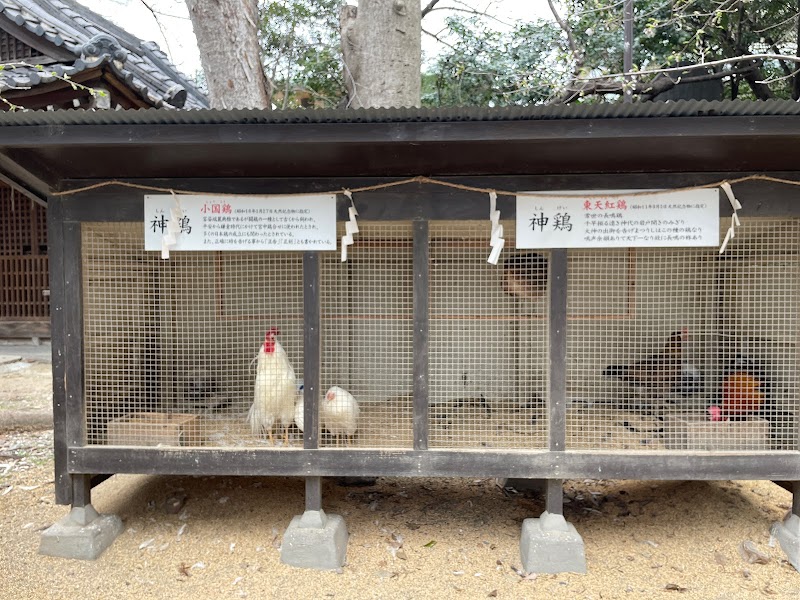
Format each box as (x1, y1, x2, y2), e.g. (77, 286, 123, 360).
(82, 223, 305, 448)
(321, 222, 414, 448)
(566, 218, 799, 452)
(429, 221, 549, 449)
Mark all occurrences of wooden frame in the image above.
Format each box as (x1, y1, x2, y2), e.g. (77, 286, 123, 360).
(49, 174, 800, 505)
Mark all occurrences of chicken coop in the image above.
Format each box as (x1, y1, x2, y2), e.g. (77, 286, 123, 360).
(1, 101, 798, 571)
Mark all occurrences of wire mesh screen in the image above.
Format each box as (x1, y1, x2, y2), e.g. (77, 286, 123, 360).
(82, 223, 305, 448)
(320, 222, 414, 448)
(566, 218, 799, 452)
(429, 221, 549, 449)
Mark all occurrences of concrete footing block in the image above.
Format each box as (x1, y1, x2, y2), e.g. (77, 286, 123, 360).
(281, 509, 349, 570)
(520, 511, 587, 574)
(771, 514, 800, 571)
(39, 505, 123, 560)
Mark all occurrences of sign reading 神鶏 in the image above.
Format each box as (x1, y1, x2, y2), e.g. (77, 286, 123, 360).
(144, 194, 337, 252)
(516, 189, 720, 249)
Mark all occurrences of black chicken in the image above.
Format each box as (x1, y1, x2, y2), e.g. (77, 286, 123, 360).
(603, 329, 686, 394)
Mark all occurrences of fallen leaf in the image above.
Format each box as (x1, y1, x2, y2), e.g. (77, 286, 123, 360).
(271, 527, 281, 549)
(488, 591, 498, 597)
(395, 549, 408, 560)
(423, 540, 437, 548)
(665, 583, 687, 592)
(738, 540, 770, 565)
(164, 494, 187, 515)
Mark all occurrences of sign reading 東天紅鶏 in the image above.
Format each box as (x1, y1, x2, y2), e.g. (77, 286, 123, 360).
(516, 189, 720, 249)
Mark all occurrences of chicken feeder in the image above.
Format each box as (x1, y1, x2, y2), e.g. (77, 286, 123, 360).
(0, 101, 797, 571)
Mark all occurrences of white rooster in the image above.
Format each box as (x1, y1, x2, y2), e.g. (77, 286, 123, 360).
(321, 385, 360, 446)
(248, 327, 296, 445)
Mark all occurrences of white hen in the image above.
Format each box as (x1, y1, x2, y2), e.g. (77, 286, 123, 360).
(248, 327, 296, 445)
(294, 397, 304, 432)
(321, 385, 360, 445)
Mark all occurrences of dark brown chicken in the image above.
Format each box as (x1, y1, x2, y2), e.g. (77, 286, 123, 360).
(602, 328, 686, 391)
(501, 252, 548, 299)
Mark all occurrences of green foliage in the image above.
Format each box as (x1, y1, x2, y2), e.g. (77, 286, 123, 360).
(253, 0, 800, 108)
(422, 15, 565, 107)
(568, 0, 800, 100)
(259, 0, 345, 108)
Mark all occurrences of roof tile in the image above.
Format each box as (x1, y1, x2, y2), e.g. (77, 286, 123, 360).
(0, 0, 207, 108)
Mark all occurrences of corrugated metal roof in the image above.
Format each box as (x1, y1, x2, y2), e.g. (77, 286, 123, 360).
(2, 98, 800, 202)
(0, 99, 797, 126)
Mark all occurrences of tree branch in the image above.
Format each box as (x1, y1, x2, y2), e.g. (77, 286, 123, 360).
(572, 53, 800, 81)
(138, 0, 174, 59)
(551, 59, 772, 104)
(421, 0, 441, 19)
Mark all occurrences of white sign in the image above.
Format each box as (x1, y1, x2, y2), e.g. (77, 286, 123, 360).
(516, 189, 720, 249)
(144, 194, 337, 251)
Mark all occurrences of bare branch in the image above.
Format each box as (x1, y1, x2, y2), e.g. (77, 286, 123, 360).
(421, 0, 441, 19)
(138, 0, 174, 59)
(421, 27, 457, 52)
(547, 0, 580, 65)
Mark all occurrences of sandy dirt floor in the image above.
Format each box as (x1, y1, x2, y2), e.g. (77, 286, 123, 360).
(1, 358, 799, 599)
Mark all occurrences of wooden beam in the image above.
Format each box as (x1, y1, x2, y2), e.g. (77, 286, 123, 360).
(0, 320, 50, 338)
(67, 447, 800, 481)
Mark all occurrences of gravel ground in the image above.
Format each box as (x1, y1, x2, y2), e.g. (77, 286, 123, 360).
(1, 357, 800, 599)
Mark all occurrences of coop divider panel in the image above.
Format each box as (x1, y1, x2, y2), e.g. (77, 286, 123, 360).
(82, 222, 306, 449)
(566, 217, 799, 453)
(428, 221, 549, 450)
(321, 222, 415, 449)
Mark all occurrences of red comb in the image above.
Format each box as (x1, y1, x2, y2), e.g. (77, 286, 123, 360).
(266, 327, 280, 338)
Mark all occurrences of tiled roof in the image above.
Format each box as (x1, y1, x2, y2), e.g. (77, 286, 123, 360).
(0, 0, 208, 108)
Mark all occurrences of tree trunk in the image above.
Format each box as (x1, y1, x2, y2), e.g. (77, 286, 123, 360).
(340, 0, 421, 108)
(185, 0, 271, 109)
(795, 0, 800, 99)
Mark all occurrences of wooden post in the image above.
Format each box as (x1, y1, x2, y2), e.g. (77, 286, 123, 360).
(413, 220, 430, 450)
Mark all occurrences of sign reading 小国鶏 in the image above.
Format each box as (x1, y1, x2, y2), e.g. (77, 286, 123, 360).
(516, 189, 720, 249)
(144, 194, 337, 252)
